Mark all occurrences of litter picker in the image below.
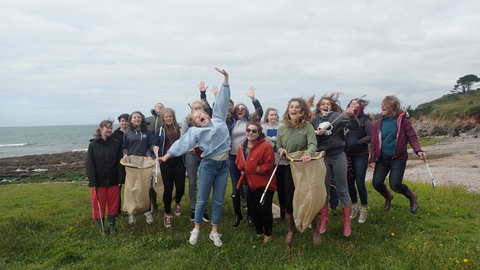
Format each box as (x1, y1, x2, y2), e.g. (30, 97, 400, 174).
(421, 153, 436, 191)
(94, 187, 106, 236)
(260, 152, 284, 205)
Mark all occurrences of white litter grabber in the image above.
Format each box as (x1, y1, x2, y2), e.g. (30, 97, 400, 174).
(421, 153, 436, 191)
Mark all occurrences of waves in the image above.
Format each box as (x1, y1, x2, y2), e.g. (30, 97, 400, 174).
(0, 143, 29, 148)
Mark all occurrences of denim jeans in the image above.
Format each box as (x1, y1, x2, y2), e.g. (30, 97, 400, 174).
(185, 152, 201, 209)
(195, 158, 229, 226)
(372, 158, 408, 194)
(347, 154, 369, 206)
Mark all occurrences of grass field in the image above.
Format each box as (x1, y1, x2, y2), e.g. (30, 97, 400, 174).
(0, 177, 479, 270)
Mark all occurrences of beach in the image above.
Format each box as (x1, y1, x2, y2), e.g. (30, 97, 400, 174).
(1, 135, 479, 192)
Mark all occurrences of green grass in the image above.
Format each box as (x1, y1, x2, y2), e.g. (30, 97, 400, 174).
(1, 177, 479, 269)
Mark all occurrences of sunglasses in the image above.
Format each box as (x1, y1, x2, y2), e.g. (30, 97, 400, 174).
(246, 128, 258, 134)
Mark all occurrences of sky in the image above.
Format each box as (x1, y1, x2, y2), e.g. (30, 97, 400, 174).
(1, 0, 479, 127)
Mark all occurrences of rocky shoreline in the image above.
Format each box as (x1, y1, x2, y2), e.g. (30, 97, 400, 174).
(1, 135, 479, 193)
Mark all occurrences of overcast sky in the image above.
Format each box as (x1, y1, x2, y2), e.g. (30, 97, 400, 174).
(1, 0, 479, 127)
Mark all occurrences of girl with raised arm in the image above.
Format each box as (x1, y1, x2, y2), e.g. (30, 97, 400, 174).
(158, 67, 230, 247)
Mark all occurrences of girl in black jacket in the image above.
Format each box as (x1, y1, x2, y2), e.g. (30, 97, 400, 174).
(86, 120, 124, 235)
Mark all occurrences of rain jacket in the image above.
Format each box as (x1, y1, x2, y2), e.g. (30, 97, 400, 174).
(235, 136, 276, 193)
(86, 136, 125, 187)
(369, 112, 423, 163)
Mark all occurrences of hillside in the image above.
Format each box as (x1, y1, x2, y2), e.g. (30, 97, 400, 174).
(407, 89, 480, 137)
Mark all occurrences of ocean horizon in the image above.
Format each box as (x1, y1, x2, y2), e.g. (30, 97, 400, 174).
(0, 125, 111, 159)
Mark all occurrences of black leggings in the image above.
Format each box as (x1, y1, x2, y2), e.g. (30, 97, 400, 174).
(284, 165, 295, 214)
(160, 156, 186, 214)
(249, 188, 274, 236)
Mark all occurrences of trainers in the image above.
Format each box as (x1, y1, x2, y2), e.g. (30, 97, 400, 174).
(209, 232, 223, 247)
(164, 214, 172, 228)
(350, 204, 359, 219)
(189, 228, 200, 245)
(202, 210, 210, 222)
(190, 209, 195, 221)
(358, 209, 367, 224)
(144, 211, 154, 224)
(128, 214, 136, 225)
(174, 204, 182, 216)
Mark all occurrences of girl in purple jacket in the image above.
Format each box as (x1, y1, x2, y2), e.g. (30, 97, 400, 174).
(369, 95, 425, 213)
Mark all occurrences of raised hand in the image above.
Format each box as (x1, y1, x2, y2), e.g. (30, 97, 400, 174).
(214, 67, 228, 84)
(246, 86, 256, 101)
(211, 85, 219, 98)
(198, 81, 209, 92)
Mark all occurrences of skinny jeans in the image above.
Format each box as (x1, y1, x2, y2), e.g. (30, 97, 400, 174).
(347, 154, 369, 206)
(184, 151, 201, 209)
(372, 158, 408, 194)
(195, 158, 229, 226)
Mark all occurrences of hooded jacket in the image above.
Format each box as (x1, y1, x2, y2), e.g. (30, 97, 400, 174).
(86, 136, 125, 187)
(369, 112, 423, 163)
(311, 111, 360, 156)
(235, 136, 276, 193)
(122, 128, 153, 158)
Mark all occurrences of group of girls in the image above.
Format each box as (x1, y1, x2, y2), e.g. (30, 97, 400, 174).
(86, 67, 425, 247)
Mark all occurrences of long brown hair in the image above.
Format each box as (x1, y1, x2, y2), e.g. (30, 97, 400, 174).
(382, 95, 403, 117)
(282, 98, 312, 128)
(161, 108, 180, 142)
(313, 93, 343, 115)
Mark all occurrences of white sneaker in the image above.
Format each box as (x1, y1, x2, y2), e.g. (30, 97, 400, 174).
(145, 211, 154, 224)
(209, 232, 223, 247)
(350, 204, 359, 219)
(128, 214, 136, 225)
(358, 209, 367, 224)
(189, 228, 200, 245)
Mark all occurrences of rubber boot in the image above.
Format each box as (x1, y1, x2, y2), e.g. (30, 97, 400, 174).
(108, 215, 117, 235)
(95, 218, 107, 236)
(319, 205, 329, 234)
(310, 215, 321, 245)
(232, 196, 243, 227)
(380, 189, 394, 211)
(404, 188, 418, 213)
(342, 206, 351, 237)
(285, 213, 297, 245)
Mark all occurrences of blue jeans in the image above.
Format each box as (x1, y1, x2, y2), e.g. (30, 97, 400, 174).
(347, 154, 369, 206)
(185, 152, 201, 209)
(372, 158, 408, 194)
(195, 158, 229, 226)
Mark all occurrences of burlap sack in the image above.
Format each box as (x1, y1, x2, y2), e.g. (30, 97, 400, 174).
(288, 151, 327, 232)
(120, 156, 155, 214)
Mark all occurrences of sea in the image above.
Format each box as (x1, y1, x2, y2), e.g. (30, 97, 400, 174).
(0, 125, 110, 159)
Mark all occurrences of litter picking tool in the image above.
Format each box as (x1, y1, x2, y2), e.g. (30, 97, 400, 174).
(421, 153, 436, 191)
(95, 187, 106, 236)
(260, 153, 285, 205)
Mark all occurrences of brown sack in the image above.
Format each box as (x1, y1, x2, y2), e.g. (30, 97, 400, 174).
(288, 151, 327, 232)
(120, 155, 155, 214)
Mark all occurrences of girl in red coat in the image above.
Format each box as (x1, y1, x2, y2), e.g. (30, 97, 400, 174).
(235, 122, 276, 243)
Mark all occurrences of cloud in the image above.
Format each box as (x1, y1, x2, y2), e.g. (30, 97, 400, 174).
(1, 0, 479, 126)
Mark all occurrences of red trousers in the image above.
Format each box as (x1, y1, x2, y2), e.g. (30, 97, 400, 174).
(91, 186, 120, 219)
